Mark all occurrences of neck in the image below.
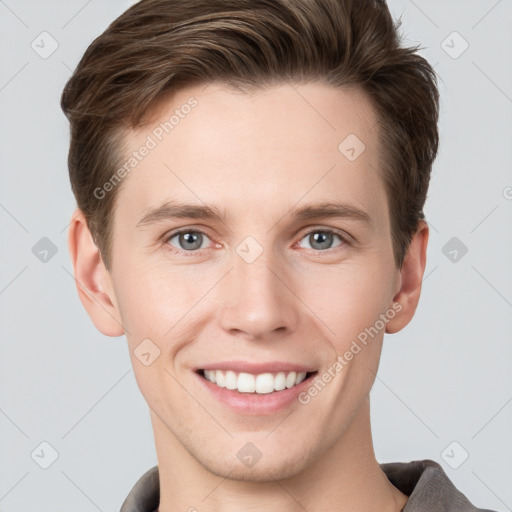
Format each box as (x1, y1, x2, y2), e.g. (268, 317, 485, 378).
(153, 396, 408, 512)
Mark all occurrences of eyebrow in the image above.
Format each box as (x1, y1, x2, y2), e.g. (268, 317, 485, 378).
(136, 200, 372, 227)
(136, 201, 226, 227)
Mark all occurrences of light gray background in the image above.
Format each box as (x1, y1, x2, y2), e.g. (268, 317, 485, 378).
(1, 0, 511, 511)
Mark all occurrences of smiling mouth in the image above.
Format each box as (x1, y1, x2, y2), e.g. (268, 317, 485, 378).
(197, 369, 318, 394)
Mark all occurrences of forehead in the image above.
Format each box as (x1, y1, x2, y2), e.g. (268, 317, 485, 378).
(116, 81, 386, 226)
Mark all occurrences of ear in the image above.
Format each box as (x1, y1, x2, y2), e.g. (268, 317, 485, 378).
(67, 208, 125, 337)
(385, 220, 429, 334)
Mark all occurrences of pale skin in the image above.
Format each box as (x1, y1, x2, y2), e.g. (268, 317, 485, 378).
(68, 82, 428, 512)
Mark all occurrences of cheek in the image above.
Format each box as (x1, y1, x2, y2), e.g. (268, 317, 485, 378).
(113, 264, 200, 400)
(296, 259, 394, 346)
(113, 261, 206, 336)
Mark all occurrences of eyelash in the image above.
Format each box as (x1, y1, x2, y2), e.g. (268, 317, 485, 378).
(162, 227, 351, 256)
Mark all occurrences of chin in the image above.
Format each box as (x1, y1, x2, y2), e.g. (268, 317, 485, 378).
(211, 460, 305, 483)
(200, 446, 313, 483)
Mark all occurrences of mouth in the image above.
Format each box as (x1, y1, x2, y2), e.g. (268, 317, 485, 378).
(196, 369, 318, 394)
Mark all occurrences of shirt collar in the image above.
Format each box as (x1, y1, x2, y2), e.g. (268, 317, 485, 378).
(120, 459, 492, 512)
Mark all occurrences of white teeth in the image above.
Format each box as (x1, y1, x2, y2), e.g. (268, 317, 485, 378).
(285, 371, 297, 389)
(204, 370, 216, 383)
(215, 370, 226, 387)
(225, 370, 237, 390)
(255, 373, 274, 394)
(238, 372, 255, 393)
(202, 369, 310, 394)
(274, 372, 286, 391)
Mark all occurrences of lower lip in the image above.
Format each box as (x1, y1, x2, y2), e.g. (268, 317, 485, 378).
(194, 371, 318, 415)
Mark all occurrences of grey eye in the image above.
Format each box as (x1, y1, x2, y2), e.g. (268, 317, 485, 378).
(168, 231, 207, 251)
(300, 231, 343, 251)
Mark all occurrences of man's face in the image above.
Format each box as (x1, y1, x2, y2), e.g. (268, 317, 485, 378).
(107, 82, 401, 480)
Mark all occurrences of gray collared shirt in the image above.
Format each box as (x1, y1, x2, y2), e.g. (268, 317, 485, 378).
(120, 459, 497, 512)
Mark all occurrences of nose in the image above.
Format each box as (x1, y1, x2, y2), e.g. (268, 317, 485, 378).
(218, 249, 300, 340)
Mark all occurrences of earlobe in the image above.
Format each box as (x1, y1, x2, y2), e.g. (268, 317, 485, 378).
(385, 220, 429, 334)
(67, 209, 125, 337)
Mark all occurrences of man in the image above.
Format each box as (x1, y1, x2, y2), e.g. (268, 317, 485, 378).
(60, 0, 496, 510)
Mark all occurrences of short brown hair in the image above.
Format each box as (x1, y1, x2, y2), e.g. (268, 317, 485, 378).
(61, 0, 439, 270)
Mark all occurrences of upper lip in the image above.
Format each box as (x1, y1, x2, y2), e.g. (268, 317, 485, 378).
(197, 361, 317, 374)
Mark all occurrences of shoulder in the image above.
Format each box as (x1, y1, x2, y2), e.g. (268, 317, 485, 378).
(120, 465, 159, 512)
(380, 459, 497, 512)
